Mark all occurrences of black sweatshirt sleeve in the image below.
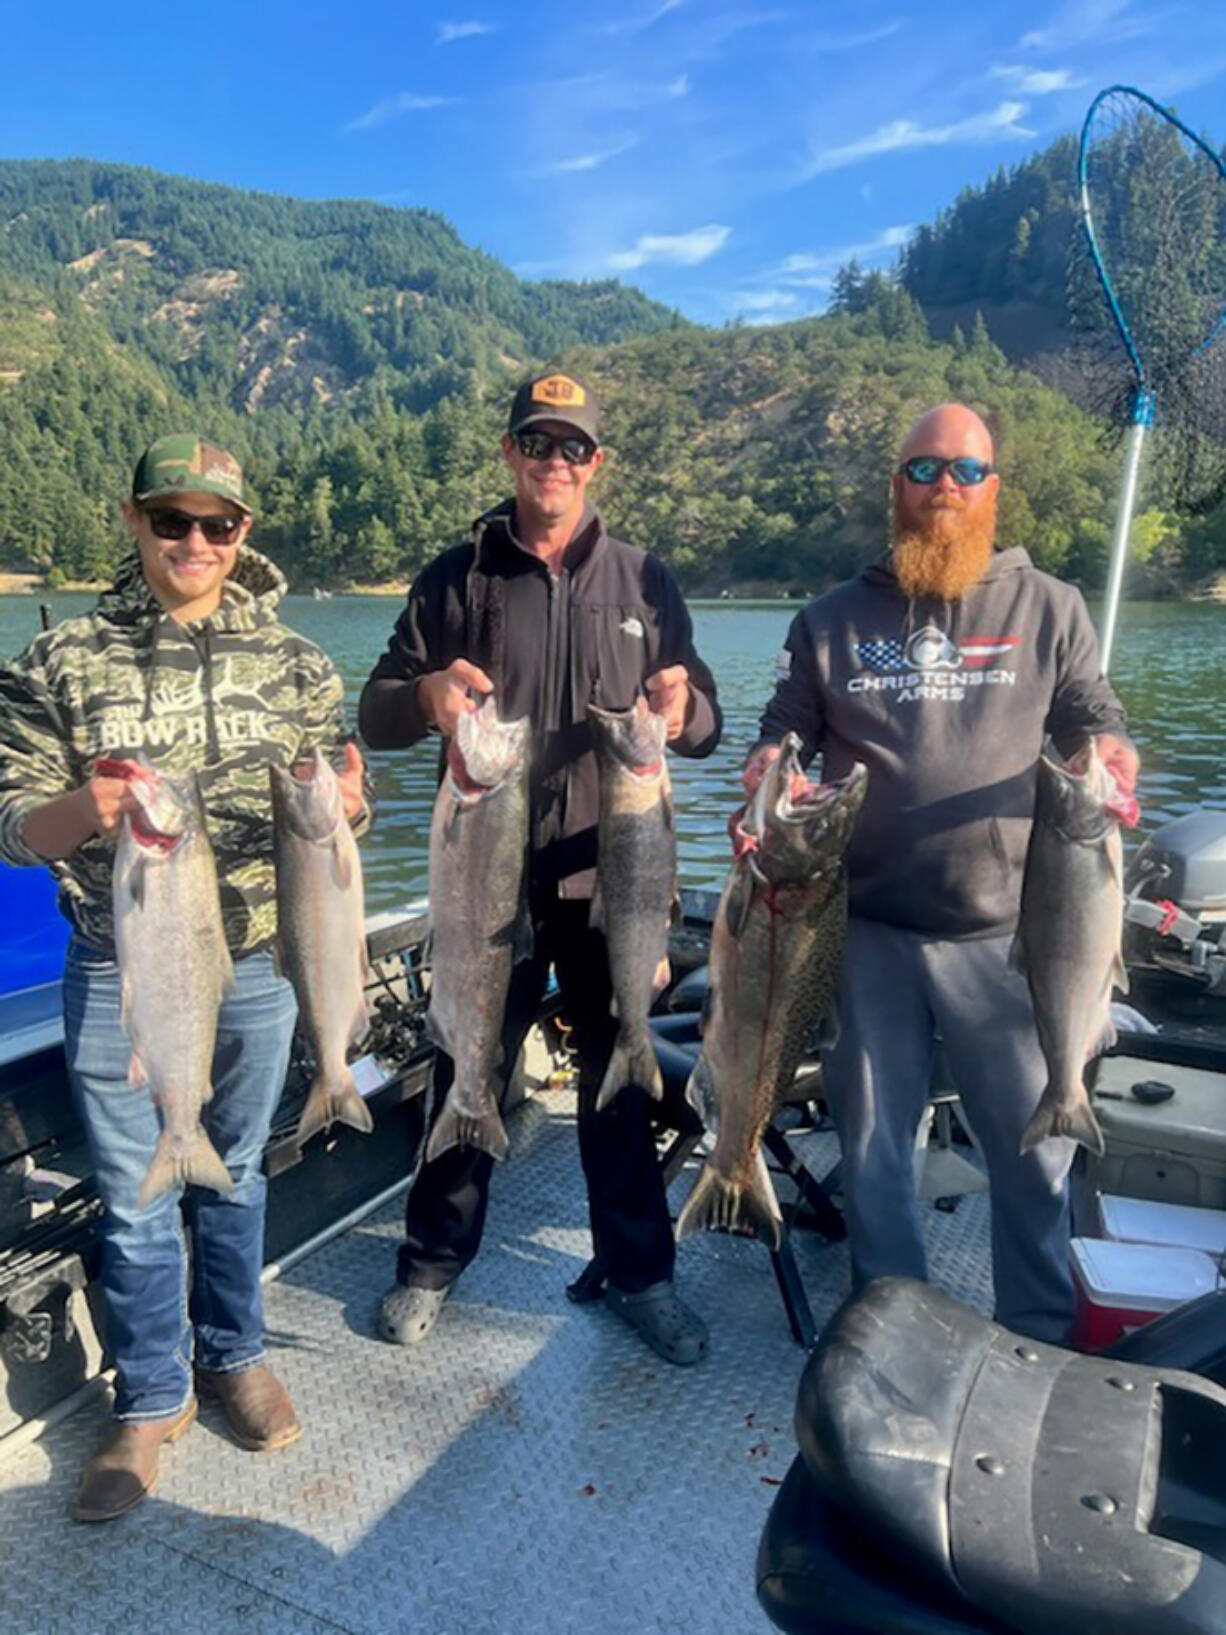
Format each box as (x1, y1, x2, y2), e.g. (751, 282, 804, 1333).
(644, 555, 721, 758)
(752, 609, 826, 767)
(1044, 588, 1129, 757)
(358, 551, 468, 750)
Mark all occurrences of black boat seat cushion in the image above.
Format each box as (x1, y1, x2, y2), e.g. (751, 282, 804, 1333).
(791, 1278, 1226, 1635)
(756, 1455, 1008, 1635)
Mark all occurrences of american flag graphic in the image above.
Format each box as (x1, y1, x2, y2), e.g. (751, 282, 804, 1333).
(959, 636, 1020, 669)
(854, 639, 907, 672)
(853, 634, 1021, 674)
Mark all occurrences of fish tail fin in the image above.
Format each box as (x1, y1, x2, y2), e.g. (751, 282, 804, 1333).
(137, 1127, 234, 1210)
(595, 1024, 663, 1112)
(676, 1151, 783, 1250)
(1020, 1084, 1107, 1157)
(425, 1095, 510, 1165)
(295, 1068, 374, 1147)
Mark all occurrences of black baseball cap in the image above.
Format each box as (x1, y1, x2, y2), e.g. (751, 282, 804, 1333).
(507, 370, 600, 442)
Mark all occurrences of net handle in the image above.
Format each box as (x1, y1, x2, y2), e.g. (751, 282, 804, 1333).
(1099, 391, 1155, 673)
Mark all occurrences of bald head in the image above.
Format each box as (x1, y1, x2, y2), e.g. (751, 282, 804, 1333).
(899, 403, 994, 466)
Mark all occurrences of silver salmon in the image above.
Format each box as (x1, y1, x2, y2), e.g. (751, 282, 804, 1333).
(677, 740, 867, 1249)
(1013, 739, 1135, 1155)
(425, 698, 531, 1163)
(112, 763, 235, 1209)
(270, 750, 373, 1147)
(589, 700, 675, 1111)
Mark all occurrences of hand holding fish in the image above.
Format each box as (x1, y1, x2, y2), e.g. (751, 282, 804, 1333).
(741, 743, 812, 802)
(645, 665, 690, 742)
(1096, 730, 1140, 803)
(295, 741, 367, 824)
(418, 659, 494, 738)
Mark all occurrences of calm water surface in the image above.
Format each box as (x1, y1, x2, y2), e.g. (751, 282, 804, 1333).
(2, 593, 1223, 913)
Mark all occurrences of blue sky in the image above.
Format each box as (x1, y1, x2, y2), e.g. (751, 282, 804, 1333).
(3, 1, 1225, 325)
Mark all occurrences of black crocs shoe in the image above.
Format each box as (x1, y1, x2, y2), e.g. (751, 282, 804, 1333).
(605, 1280, 709, 1366)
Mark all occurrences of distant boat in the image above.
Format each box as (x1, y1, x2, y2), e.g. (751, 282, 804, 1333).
(312, 587, 333, 600)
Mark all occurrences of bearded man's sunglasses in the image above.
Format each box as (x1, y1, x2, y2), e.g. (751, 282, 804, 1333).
(514, 430, 597, 466)
(900, 456, 995, 487)
(144, 508, 244, 544)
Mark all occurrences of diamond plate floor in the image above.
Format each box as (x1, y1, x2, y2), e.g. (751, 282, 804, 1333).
(0, 1094, 992, 1635)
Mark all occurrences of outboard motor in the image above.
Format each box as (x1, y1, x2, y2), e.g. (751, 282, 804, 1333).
(757, 1278, 1226, 1635)
(1125, 808, 1226, 999)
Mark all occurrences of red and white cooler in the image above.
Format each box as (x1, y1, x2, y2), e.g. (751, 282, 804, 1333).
(1069, 1236, 1222, 1350)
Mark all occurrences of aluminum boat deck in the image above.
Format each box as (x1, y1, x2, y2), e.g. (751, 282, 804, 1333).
(0, 1086, 993, 1635)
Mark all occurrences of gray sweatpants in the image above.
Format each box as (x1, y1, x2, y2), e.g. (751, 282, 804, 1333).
(823, 917, 1077, 1344)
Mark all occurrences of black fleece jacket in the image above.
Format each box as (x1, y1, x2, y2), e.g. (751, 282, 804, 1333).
(361, 501, 721, 898)
(755, 547, 1128, 938)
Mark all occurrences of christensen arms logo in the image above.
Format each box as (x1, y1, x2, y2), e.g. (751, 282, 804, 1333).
(849, 624, 1022, 703)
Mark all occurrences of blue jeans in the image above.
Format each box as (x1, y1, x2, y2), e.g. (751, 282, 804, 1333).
(63, 941, 297, 1421)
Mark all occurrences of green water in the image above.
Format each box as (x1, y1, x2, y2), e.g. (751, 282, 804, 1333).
(2, 592, 1223, 913)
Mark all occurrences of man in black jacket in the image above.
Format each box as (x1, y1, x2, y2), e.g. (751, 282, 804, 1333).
(744, 403, 1138, 1344)
(361, 370, 721, 1364)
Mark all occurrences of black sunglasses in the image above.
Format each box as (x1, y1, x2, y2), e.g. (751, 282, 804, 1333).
(144, 508, 244, 545)
(514, 430, 597, 466)
(900, 456, 995, 487)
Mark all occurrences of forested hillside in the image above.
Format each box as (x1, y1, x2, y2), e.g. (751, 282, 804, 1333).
(0, 154, 1221, 593)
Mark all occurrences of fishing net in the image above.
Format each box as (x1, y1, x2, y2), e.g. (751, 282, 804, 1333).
(1069, 86, 1226, 512)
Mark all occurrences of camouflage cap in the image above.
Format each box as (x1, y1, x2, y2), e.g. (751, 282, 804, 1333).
(507, 370, 600, 442)
(132, 434, 252, 514)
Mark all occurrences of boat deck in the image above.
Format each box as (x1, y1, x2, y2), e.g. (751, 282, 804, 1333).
(0, 1089, 992, 1635)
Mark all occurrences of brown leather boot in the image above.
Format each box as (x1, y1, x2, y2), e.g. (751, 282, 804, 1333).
(195, 1364, 301, 1452)
(72, 1400, 197, 1523)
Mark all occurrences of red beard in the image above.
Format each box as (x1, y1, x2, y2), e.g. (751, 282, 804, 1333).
(891, 489, 998, 600)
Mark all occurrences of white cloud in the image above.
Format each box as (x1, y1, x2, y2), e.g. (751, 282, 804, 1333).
(991, 63, 1084, 93)
(608, 224, 731, 271)
(667, 74, 690, 97)
(345, 93, 455, 132)
(804, 101, 1034, 176)
(1020, 0, 1148, 51)
(529, 140, 639, 177)
(777, 225, 913, 278)
(436, 19, 497, 44)
(809, 21, 905, 50)
(603, 0, 685, 36)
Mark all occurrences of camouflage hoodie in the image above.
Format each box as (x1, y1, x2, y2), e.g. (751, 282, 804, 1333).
(0, 547, 364, 955)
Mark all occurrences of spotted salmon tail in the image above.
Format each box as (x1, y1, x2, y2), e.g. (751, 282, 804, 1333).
(426, 1094, 510, 1164)
(296, 1068, 374, 1147)
(137, 1127, 234, 1209)
(596, 1024, 663, 1112)
(675, 1151, 783, 1250)
(1019, 1085, 1106, 1156)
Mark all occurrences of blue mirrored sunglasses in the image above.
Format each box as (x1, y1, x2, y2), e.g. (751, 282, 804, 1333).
(900, 456, 995, 487)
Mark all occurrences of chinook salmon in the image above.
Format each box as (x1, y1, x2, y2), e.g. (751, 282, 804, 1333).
(111, 760, 235, 1209)
(676, 739, 867, 1249)
(589, 700, 675, 1112)
(270, 750, 373, 1147)
(425, 698, 531, 1164)
(1013, 739, 1138, 1156)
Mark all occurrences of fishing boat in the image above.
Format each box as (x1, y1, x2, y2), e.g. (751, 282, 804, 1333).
(1, 787, 1224, 1630)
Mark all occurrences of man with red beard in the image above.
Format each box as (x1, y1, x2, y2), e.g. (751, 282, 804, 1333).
(743, 403, 1137, 1343)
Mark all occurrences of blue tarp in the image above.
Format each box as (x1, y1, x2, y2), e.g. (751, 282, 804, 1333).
(0, 862, 69, 995)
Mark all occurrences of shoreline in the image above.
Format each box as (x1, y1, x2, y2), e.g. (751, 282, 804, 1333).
(4, 572, 1225, 604)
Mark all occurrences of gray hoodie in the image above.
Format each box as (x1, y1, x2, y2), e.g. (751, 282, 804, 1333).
(755, 547, 1127, 938)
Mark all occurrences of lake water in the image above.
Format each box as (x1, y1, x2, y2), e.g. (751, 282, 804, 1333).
(2, 592, 1223, 914)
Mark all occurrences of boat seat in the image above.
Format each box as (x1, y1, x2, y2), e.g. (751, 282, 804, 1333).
(756, 1455, 1007, 1635)
(1105, 1286, 1226, 1387)
(764, 1276, 1226, 1635)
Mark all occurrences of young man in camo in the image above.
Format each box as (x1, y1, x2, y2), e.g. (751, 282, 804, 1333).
(0, 435, 369, 1521)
